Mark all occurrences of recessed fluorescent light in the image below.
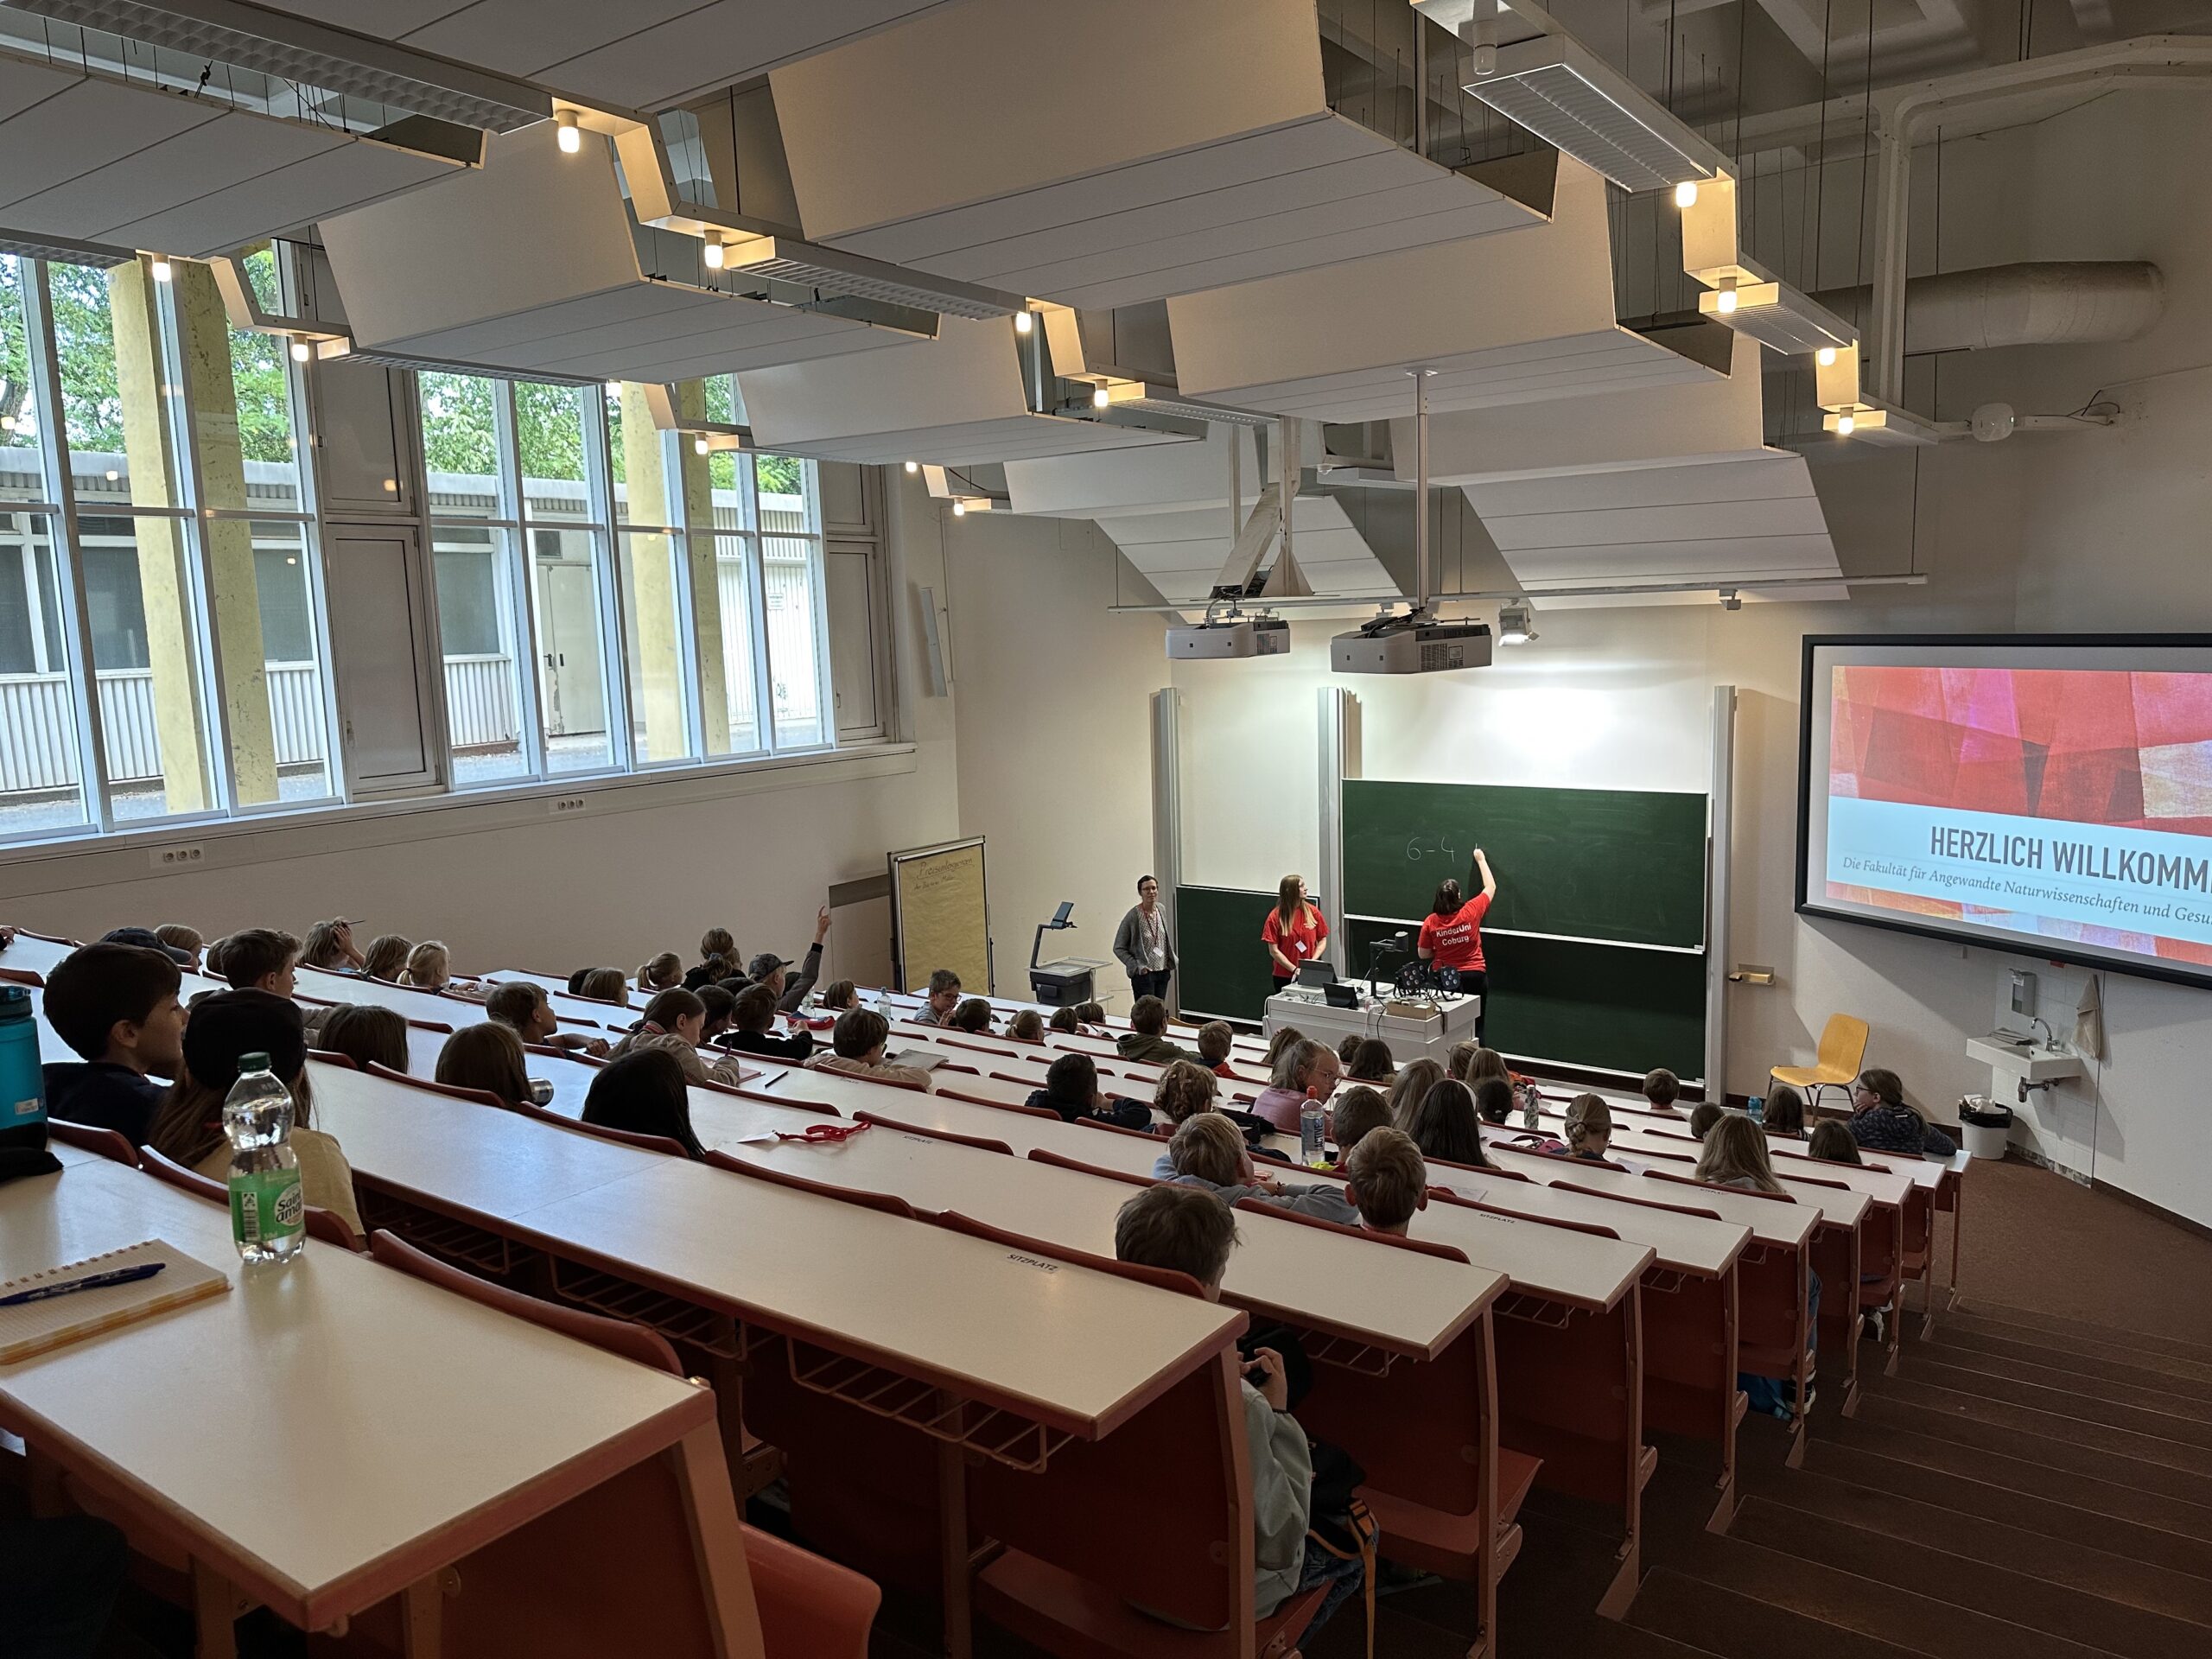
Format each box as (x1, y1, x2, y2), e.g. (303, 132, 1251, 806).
(1464, 29, 1732, 194)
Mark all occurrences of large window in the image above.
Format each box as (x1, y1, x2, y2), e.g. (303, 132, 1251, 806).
(0, 245, 848, 848)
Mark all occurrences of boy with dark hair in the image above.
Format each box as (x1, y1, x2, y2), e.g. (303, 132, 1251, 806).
(206, 928, 300, 996)
(724, 982, 813, 1062)
(1688, 1100, 1726, 1140)
(484, 980, 609, 1057)
(1025, 1051, 1150, 1130)
(1328, 1085, 1392, 1158)
(1643, 1067, 1681, 1113)
(1472, 1077, 1515, 1125)
(949, 996, 995, 1035)
(1116, 995, 1198, 1065)
(806, 1007, 935, 1090)
(1165, 1114, 1357, 1225)
(1111, 1185, 1364, 1628)
(40, 943, 187, 1142)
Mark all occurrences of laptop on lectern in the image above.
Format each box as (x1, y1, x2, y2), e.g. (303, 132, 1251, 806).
(1295, 960, 1338, 989)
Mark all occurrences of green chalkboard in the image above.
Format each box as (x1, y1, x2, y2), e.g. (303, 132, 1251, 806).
(1173, 885, 1284, 1024)
(1343, 779, 1707, 948)
(1344, 918, 1706, 1077)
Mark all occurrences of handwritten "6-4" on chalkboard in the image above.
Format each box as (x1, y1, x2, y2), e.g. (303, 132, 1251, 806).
(1404, 833, 1462, 862)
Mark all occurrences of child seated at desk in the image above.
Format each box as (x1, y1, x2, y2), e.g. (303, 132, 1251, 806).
(1344, 1037, 1394, 1084)
(361, 932, 410, 982)
(1197, 1020, 1239, 1078)
(950, 996, 996, 1035)
(806, 1007, 935, 1091)
(1405, 1080, 1497, 1197)
(154, 922, 204, 971)
(435, 1022, 533, 1109)
(584, 1049, 705, 1158)
(1329, 1086, 1391, 1159)
(610, 988, 746, 1087)
(1159, 1113, 1359, 1227)
(1334, 1033, 1362, 1068)
(1808, 1121, 1861, 1165)
(1471, 1077, 1514, 1126)
(909, 969, 963, 1027)
(1384, 1058, 1445, 1131)
(1643, 1066, 1681, 1114)
(1344, 1127, 1429, 1236)
(1688, 1101, 1726, 1140)
(485, 981, 611, 1058)
(1073, 1001, 1110, 1036)
(722, 982, 813, 1063)
(1561, 1093, 1616, 1163)
(1007, 1009, 1046, 1043)
(1847, 1068, 1956, 1157)
(1117, 995, 1200, 1065)
(1048, 1006, 1080, 1034)
(1027, 1051, 1150, 1130)
(40, 942, 186, 1144)
(147, 989, 364, 1240)
(315, 1003, 409, 1074)
(818, 979, 860, 1014)
(637, 952, 684, 994)
(1761, 1084, 1807, 1140)
(1158, 1060, 1282, 1147)
(1698, 1114, 1820, 1419)
(206, 927, 299, 997)
(1111, 1185, 1365, 1630)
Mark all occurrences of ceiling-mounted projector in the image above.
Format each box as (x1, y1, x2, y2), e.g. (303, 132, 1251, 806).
(1330, 613, 1492, 675)
(1166, 613, 1290, 661)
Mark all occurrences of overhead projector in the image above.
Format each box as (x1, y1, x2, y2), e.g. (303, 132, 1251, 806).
(1330, 613, 1492, 675)
(1166, 613, 1290, 660)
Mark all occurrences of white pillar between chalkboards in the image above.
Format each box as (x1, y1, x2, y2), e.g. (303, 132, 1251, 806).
(1318, 685, 1355, 974)
(1151, 687, 1183, 1014)
(1706, 683, 1738, 1095)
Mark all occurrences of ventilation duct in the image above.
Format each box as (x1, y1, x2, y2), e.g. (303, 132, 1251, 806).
(1808, 262, 2163, 356)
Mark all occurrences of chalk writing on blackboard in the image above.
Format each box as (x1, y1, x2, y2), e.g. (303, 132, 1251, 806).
(1403, 832, 1459, 863)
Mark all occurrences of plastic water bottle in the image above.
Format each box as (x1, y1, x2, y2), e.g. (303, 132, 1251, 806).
(0, 986, 46, 1154)
(224, 1052, 305, 1265)
(1299, 1095, 1326, 1167)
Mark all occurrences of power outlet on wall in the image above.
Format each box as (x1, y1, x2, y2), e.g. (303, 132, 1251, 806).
(149, 842, 205, 869)
(549, 796, 588, 816)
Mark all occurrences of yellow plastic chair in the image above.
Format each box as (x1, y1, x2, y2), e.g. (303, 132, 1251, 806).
(1770, 1014, 1870, 1114)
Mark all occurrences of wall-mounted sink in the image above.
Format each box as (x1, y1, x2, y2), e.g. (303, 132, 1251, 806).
(1967, 1036, 2082, 1084)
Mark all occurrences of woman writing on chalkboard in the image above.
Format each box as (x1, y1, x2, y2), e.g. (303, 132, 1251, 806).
(1418, 849, 1497, 1041)
(1262, 874, 1329, 992)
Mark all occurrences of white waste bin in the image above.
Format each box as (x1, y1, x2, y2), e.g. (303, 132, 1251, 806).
(1958, 1097, 2012, 1160)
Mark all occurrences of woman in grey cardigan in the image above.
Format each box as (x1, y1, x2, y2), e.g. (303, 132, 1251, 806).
(1113, 874, 1176, 1006)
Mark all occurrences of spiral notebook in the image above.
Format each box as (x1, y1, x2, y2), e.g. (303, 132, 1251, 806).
(0, 1240, 231, 1364)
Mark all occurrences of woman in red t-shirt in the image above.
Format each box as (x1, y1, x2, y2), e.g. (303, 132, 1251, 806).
(1261, 873, 1329, 991)
(1417, 848, 1497, 1040)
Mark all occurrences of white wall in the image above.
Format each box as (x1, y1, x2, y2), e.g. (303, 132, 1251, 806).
(931, 480, 1169, 1007)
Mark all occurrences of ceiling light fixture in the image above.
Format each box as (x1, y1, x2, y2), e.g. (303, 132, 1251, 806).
(1836, 414, 1856, 435)
(952, 500, 967, 516)
(555, 110, 582, 154)
(1014, 309, 1033, 334)
(1497, 601, 1535, 645)
(1462, 29, 1732, 195)
(1714, 286, 1738, 314)
(702, 237, 726, 270)
(904, 461, 919, 474)
(693, 435, 709, 455)
(605, 380, 622, 397)
(1674, 181, 1698, 208)
(149, 256, 172, 283)
(1092, 386, 1110, 409)
(1816, 346, 1838, 367)
(288, 337, 310, 363)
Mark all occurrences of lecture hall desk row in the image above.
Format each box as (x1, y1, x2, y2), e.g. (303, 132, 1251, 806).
(0, 1150, 767, 1659)
(308, 1062, 1366, 1659)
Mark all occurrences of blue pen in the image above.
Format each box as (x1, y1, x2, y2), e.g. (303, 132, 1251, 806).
(0, 1262, 167, 1307)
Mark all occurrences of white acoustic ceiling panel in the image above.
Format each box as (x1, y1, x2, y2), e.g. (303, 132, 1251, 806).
(226, 0, 959, 109)
(0, 51, 461, 256)
(1004, 424, 1258, 519)
(1404, 331, 1770, 486)
(770, 0, 1546, 310)
(741, 314, 1198, 466)
(1167, 156, 1725, 422)
(321, 120, 911, 382)
(1100, 495, 1395, 606)
(1463, 452, 1845, 603)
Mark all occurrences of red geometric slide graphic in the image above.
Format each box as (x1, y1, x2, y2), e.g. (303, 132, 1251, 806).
(1826, 664, 2212, 964)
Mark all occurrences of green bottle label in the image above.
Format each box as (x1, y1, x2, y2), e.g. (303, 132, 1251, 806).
(230, 1169, 305, 1245)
